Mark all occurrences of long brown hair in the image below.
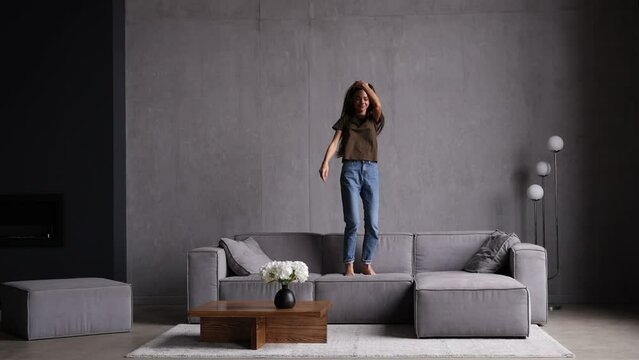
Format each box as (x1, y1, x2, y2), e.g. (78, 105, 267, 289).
(338, 82, 385, 134)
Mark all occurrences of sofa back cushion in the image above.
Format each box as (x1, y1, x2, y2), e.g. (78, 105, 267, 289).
(414, 231, 493, 272)
(234, 233, 323, 274)
(322, 233, 414, 274)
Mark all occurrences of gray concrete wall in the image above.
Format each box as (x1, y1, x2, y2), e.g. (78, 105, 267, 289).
(125, 0, 639, 304)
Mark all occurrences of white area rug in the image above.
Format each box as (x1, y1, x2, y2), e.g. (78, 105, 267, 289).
(127, 324, 574, 358)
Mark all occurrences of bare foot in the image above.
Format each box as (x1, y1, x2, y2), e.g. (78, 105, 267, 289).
(344, 263, 355, 276)
(362, 264, 376, 275)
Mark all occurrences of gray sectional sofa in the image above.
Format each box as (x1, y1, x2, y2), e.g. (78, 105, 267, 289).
(187, 231, 547, 338)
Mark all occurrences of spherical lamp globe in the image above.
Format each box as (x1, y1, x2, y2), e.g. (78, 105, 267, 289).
(536, 161, 551, 177)
(527, 184, 544, 201)
(548, 136, 564, 152)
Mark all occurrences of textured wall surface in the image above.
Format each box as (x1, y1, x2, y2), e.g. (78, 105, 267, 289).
(126, 0, 639, 303)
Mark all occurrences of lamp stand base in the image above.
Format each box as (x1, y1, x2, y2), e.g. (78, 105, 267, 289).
(548, 304, 562, 311)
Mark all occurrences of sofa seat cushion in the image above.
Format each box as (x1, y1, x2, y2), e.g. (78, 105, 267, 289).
(414, 271, 529, 338)
(415, 271, 526, 290)
(218, 273, 320, 301)
(315, 273, 413, 323)
(316, 273, 413, 283)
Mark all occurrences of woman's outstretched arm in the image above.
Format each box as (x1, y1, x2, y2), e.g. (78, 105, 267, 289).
(319, 130, 342, 182)
(356, 80, 382, 123)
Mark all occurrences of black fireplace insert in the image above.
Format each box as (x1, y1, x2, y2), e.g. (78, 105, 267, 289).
(0, 194, 63, 247)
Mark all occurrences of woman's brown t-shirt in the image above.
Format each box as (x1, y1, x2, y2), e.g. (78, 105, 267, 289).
(332, 115, 378, 162)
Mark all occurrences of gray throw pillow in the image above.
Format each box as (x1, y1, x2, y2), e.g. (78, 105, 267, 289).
(463, 231, 521, 273)
(219, 237, 273, 276)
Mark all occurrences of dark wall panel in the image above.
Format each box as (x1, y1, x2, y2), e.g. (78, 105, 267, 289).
(0, 2, 116, 283)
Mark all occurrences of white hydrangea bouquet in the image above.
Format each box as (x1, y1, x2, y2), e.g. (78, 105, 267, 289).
(259, 260, 309, 285)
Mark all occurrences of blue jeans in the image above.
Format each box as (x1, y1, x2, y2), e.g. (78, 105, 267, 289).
(340, 160, 379, 264)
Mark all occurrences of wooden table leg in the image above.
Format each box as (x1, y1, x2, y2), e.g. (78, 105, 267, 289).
(251, 317, 266, 350)
(201, 317, 266, 349)
(265, 313, 328, 343)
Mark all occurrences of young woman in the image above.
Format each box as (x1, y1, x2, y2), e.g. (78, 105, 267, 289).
(319, 80, 385, 276)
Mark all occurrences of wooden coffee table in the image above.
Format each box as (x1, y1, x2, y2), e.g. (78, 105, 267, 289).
(188, 300, 331, 349)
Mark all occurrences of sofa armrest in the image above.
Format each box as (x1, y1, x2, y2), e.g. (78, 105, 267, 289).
(509, 243, 547, 324)
(187, 247, 227, 323)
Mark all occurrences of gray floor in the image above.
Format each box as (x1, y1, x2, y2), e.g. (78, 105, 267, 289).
(1, 304, 638, 360)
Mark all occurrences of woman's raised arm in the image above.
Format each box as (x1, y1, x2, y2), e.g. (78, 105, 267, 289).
(356, 80, 382, 123)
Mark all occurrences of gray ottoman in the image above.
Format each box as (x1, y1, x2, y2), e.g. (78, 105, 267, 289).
(1, 278, 132, 340)
(414, 271, 530, 338)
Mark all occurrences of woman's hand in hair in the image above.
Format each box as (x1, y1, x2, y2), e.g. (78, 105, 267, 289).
(355, 80, 382, 122)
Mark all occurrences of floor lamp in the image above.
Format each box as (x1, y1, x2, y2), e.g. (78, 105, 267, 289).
(535, 161, 551, 248)
(547, 135, 564, 311)
(526, 184, 544, 245)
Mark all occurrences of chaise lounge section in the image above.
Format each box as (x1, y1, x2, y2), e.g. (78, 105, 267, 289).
(412, 232, 541, 337)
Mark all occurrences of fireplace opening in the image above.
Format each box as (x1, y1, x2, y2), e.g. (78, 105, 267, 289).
(0, 194, 63, 247)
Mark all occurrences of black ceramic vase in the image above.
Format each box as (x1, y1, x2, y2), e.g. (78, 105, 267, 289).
(274, 283, 296, 309)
